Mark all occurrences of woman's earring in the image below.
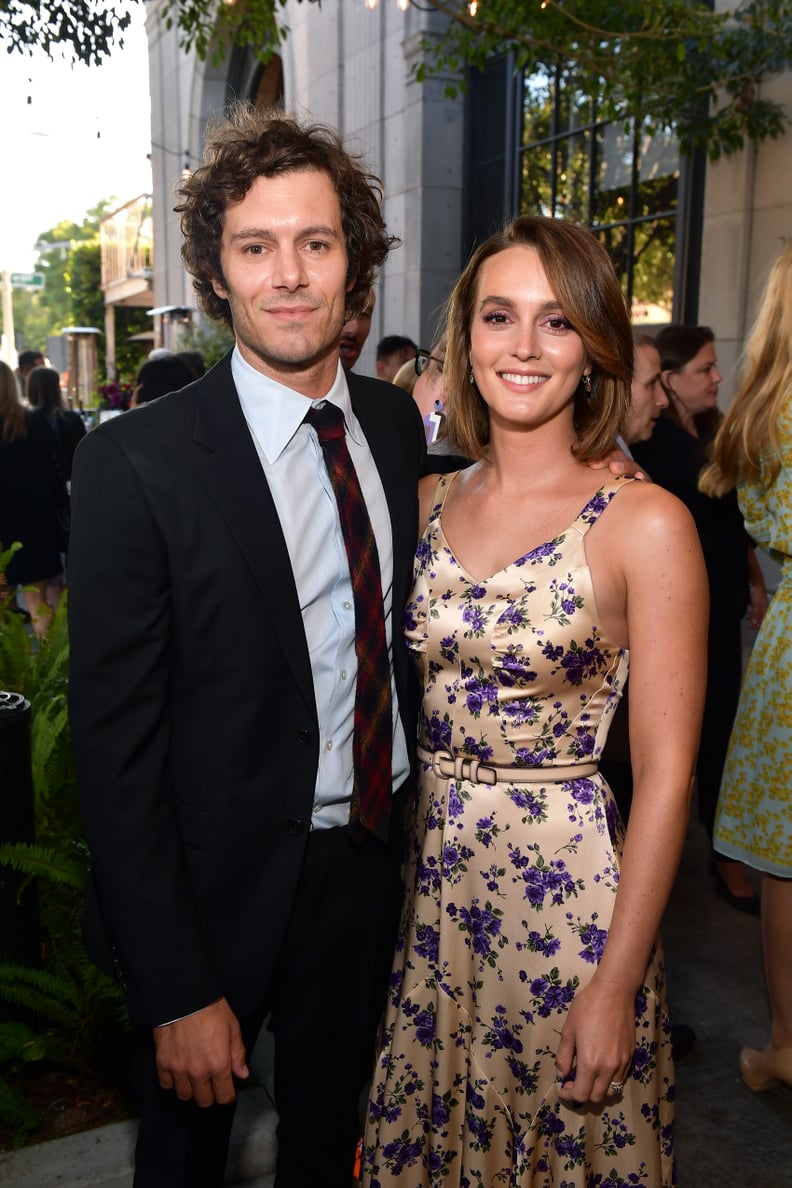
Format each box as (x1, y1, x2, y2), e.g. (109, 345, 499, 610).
(582, 373, 592, 395)
(469, 366, 475, 385)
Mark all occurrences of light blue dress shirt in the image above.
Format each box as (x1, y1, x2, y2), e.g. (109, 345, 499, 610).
(232, 348, 410, 829)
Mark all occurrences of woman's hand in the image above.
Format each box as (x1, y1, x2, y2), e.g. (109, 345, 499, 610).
(556, 978, 635, 1105)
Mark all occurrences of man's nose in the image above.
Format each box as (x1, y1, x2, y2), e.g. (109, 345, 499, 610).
(271, 247, 307, 289)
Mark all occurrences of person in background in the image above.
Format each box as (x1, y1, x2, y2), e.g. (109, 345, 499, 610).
(0, 360, 68, 634)
(339, 286, 375, 371)
(700, 241, 792, 1093)
(601, 331, 696, 1069)
(67, 105, 423, 1188)
(16, 348, 45, 396)
(631, 324, 768, 914)
(26, 365, 86, 482)
(175, 350, 207, 378)
(375, 335, 416, 382)
(130, 355, 198, 406)
(363, 215, 707, 1186)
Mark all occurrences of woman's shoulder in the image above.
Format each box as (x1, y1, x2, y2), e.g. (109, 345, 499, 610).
(607, 473, 699, 542)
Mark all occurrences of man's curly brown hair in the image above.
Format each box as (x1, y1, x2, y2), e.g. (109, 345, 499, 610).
(175, 103, 399, 329)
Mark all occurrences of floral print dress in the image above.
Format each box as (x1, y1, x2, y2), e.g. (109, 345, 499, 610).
(714, 395, 792, 876)
(362, 474, 675, 1187)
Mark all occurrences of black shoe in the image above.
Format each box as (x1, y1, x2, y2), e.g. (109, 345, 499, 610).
(671, 1023, 697, 1067)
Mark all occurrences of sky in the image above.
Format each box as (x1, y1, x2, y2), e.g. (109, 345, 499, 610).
(0, 2, 152, 273)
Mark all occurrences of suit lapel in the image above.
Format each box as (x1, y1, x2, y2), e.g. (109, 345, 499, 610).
(190, 356, 317, 719)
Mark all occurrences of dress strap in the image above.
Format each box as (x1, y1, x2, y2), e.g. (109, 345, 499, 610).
(426, 471, 459, 529)
(571, 475, 635, 538)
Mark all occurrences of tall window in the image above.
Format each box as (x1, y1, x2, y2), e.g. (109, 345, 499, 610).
(520, 65, 679, 324)
(464, 57, 702, 324)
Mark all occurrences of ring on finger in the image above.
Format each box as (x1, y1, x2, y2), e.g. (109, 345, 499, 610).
(609, 1080, 625, 1093)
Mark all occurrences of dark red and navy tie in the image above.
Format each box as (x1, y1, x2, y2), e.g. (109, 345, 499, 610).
(305, 402, 393, 840)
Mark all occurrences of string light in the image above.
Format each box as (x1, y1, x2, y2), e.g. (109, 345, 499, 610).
(468, 0, 478, 12)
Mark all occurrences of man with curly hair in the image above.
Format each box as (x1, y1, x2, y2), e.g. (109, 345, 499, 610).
(68, 104, 426, 1188)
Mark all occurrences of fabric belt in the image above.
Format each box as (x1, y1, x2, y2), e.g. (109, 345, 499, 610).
(416, 746, 598, 786)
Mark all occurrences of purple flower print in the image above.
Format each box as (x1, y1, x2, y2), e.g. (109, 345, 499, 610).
(424, 709, 452, 752)
(415, 538, 433, 566)
(414, 922, 440, 964)
(413, 1008, 436, 1046)
(456, 899, 503, 959)
(496, 649, 537, 685)
(431, 1093, 451, 1127)
(382, 1135, 424, 1173)
(525, 928, 561, 958)
(571, 779, 596, 804)
(462, 604, 486, 634)
(575, 919, 608, 964)
(524, 538, 564, 565)
(560, 639, 606, 685)
(447, 784, 465, 822)
(461, 735, 494, 762)
(581, 489, 612, 524)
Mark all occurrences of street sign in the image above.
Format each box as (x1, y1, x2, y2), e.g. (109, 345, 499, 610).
(10, 272, 45, 290)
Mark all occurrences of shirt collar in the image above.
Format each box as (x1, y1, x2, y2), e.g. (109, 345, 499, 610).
(231, 346, 363, 463)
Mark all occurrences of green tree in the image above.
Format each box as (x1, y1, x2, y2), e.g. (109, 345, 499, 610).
(6, 201, 144, 386)
(2, 1, 792, 158)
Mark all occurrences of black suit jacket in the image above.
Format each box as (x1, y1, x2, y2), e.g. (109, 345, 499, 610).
(68, 356, 426, 1027)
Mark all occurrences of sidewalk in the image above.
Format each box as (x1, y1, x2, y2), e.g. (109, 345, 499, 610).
(2, 807, 791, 1186)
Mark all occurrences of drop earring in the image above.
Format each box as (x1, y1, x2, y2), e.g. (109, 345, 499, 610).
(469, 366, 475, 385)
(582, 374, 592, 395)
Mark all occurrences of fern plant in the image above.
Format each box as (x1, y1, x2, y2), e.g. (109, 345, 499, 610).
(0, 576, 131, 1147)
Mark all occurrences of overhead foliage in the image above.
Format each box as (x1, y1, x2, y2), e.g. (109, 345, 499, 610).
(0, 0, 131, 66)
(418, 0, 792, 158)
(2, 0, 792, 158)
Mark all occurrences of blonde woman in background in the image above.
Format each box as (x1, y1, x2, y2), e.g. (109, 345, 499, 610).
(701, 241, 792, 1093)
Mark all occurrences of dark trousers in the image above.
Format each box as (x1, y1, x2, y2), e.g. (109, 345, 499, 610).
(696, 617, 743, 846)
(132, 807, 406, 1188)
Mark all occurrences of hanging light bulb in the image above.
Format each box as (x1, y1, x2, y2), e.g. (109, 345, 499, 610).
(397, 0, 409, 9)
(468, 0, 478, 14)
(365, 0, 378, 8)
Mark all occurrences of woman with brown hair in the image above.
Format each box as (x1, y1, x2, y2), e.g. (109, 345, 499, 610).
(363, 216, 707, 1186)
(0, 360, 69, 633)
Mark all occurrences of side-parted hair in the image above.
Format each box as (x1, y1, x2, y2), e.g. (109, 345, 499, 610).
(654, 323, 719, 437)
(442, 215, 632, 463)
(0, 360, 28, 442)
(26, 366, 64, 419)
(701, 241, 792, 495)
(175, 103, 398, 329)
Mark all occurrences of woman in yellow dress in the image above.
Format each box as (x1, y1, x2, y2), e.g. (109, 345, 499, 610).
(701, 241, 792, 1093)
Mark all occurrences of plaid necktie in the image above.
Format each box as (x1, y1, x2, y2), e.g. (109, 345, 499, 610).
(305, 402, 393, 840)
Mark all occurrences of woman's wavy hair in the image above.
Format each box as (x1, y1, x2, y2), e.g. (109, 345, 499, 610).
(701, 241, 792, 496)
(175, 103, 398, 329)
(442, 215, 632, 463)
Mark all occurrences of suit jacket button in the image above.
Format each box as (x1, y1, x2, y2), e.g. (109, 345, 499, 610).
(286, 818, 305, 836)
(296, 729, 311, 744)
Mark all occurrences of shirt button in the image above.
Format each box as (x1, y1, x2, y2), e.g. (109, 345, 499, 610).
(343, 600, 353, 612)
(341, 670, 348, 681)
(326, 739, 334, 751)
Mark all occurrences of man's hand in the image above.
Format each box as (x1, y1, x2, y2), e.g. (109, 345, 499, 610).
(154, 997, 249, 1107)
(588, 447, 648, 481)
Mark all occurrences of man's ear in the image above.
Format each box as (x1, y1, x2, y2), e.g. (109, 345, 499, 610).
(211, 274, 229, 300)
(346, 274, 357, 295)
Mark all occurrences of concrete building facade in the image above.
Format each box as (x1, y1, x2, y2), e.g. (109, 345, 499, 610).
(143, 0, 792, 390)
